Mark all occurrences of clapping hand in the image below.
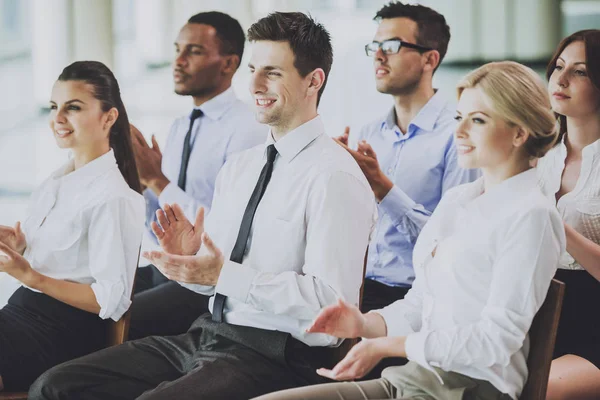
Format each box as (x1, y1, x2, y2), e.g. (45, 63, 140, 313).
(151, 204, 205, 256)
(0, 222, 26, 255)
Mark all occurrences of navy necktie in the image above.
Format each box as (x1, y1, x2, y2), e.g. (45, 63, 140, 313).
(177, 109, 203, 190)
(212, 144, 279, 322)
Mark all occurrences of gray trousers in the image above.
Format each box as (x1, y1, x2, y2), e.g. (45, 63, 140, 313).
(28, 314, 334, 400)
(254, 362, 513, 400)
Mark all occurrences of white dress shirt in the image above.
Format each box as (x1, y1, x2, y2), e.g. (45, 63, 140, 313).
(143, 87, 265, 229)
(21, 150, 145, 321)
(180, 116, 376, 347)
(537, 137, 600, 270)
(376, 169, 565, 399)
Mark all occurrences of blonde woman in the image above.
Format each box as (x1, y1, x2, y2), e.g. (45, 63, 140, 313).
(539, 29, 600, 400)
(255, 62, 564, 400)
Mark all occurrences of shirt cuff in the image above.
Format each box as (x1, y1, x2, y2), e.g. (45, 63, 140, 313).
(214, 260, 257, 302)
(371, 308, 415, 337)
(91, 280, 129, 321)
(378, 185, 416, 225)
(158, 182, 188, 209)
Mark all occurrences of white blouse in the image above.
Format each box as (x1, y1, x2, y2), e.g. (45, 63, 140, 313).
(376, 169, 565, 399)
(21, 150, 145, 321)
(537, 137, 600, 270)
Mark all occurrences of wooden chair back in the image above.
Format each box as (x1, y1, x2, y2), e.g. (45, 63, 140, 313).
(520, 279, 565, 400)
(330, 250, 368, 365)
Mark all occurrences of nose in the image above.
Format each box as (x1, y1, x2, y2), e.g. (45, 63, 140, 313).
(174, 50, 187, 68)
(375, 46, 386, 63)
(52, 107, 67, 125)
(249, 71, 266, 96)
(454, 119, 468, 139)
(556, 69, 568, 88)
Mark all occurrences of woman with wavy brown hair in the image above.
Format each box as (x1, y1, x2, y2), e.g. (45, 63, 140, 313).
(539, 29, 600, 400)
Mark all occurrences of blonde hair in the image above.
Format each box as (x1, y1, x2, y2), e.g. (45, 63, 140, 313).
(457, 61, 558, 158)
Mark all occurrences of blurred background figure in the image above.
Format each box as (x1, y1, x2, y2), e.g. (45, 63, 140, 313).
(0, 0, 599, 305)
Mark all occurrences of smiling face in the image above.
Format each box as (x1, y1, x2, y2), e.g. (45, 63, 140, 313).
(372, 17, 428, 95)
(248, 40, 315, 135)
(49, 80, 114, 153)
(454, 87, 527, 171)
(548, 40, 600, 119)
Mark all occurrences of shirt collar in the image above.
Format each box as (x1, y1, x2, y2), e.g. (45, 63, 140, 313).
(381, 89, 448, 135)
(191, 86, 237, 121)
(266, 115, 324, 163)
(458, 168, 538, 216)
(53, 149, 118, 189)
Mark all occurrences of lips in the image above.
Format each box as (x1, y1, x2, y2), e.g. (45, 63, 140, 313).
(55, 129, 73, 138)
(375, 67, 389, 77)
(173, 70, 187, 82)
(552, 92, 570, 100)
(457, 144, 475, 154)
(255, 99, 276, 107)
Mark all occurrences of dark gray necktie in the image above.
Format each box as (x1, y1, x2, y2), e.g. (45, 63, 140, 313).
(212, 144, 279, 322)
(177, 109, 203, 190)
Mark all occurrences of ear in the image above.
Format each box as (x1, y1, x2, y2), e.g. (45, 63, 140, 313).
(222, 54, 240, 76)
(423, 50, 440, 74)
(306, 68, 325, 99)
(513, 125, 529, 148)
(104, 107, 119, 131)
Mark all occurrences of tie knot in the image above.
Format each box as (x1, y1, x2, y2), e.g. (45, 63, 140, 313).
(190, 109, 203, 121)
(266, 144, 278, 163)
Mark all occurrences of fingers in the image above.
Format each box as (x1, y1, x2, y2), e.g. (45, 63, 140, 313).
(171, 203, 189, 224)
(357, 141, 376, 159)
(130, 124, 149, 148)
(14, 221, 21, 236)
(194, 207, 205, 234)
(156, 209, 170, 231)
(0, 241, 16, 258)
(306, 305, 338, 333)
(343, 126, 350, 136)
(150, 221, 165, 240)
(151, 135, 162, 156)
(164, 204, 178, 223)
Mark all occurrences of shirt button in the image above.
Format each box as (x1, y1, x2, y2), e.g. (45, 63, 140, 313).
(387, 168, 393, 174)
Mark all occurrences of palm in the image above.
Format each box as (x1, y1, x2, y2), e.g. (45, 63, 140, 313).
(309, 300, 364, 338)
(159, 219, 202, 256)
(0, 224, 26, 254)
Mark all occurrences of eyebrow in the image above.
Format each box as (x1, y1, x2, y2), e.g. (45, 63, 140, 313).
(174, 42, 206, 50)
(248, 64, 283, 71)
(456, 110, 491, 118)
(557, 57, 586, 66)
(373, 36, 406, 43)
(49, 99, 86, 105)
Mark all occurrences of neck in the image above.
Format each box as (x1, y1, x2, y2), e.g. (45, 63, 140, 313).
(271, 107, 318, 141)
(565, 113, 600, 154)
(392, 82, 435, 134)
(481, 158, 531, 193)
(72, 144, 111, 170)
(191, 81, 232, 107)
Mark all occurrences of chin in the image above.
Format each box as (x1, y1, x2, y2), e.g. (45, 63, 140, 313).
(457, 157, 477, 170)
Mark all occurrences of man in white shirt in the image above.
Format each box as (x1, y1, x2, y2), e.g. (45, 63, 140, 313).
(30, 12, 375, 400)
(128, 11, 264, 340)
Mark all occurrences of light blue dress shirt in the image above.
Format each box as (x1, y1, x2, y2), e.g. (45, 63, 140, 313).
(356, 90, 480, 287)
(143, 87, 265, 243)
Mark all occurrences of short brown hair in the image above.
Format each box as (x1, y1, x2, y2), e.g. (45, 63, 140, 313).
(375, 1, 450, 72)
(247, 12, 333, 106)
(546, 29, 600, 143)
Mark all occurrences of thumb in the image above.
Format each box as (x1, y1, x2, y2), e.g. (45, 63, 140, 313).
(202, 232, 221, 256)
(194, 207, 205, 234)
(14, 221, 22, 236)
(151, 135, 162, 156)
(343, 126, 350, 136)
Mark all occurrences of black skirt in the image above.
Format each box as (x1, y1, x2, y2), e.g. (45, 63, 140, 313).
(553, 268, 600, 368)
(0, 286, 105, 391)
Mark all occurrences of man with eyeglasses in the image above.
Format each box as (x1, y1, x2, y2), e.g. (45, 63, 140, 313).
(336, 1, 479, 313)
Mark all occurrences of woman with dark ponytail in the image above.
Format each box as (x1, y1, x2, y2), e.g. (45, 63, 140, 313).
(0, 61, 145, 391)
